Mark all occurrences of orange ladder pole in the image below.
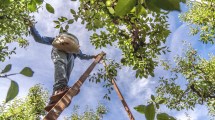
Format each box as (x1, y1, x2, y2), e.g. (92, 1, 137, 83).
(102, 61, 135, 120)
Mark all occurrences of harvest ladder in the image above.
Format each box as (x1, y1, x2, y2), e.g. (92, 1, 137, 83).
(43, 52, 105, 120)
(43, 51, 135, 120)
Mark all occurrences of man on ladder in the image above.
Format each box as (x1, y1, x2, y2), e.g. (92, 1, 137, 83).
(29, 22, 97, 111)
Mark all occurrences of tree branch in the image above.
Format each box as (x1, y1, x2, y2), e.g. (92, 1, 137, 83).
(0, 73, 19, 78)
(190, 84, 215, 99)
(176, 87, 190, 104)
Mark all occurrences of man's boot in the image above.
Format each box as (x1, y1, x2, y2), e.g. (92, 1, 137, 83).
(44, 86, 69, 112)
(44, 87, 80, 112)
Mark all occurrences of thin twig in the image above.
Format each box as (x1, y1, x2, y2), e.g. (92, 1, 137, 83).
(0, 73, 19, 78)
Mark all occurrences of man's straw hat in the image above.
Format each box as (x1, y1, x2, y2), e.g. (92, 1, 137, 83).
(52, 33, 80, 53)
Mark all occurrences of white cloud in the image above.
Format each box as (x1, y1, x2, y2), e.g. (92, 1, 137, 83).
(130, 78, 151, 97)
(175, 105, 210, 120)
(169, 24, 188, 59)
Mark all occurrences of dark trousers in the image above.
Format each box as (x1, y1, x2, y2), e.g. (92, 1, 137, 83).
(51, 47, 74, 91)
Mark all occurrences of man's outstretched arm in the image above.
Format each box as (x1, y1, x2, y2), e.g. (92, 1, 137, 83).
(30, 26, 54, 45)
(76, 50, 96, 60)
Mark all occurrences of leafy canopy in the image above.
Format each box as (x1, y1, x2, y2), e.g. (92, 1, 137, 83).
(155, 0, 215, 117)
(0, 0, 43, 62)
(180, 0, 215, 44)
(157, 46, 215, 116)
(66, 104, 107, 120)
(0, 85, 48, 120)
(53, 0, 172, 78)
(0, 84, 108, 120)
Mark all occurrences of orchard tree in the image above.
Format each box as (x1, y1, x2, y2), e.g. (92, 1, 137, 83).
(0, 0, 39, 100)
(52, 0, 185, 78)
(0, 85, 108, 120)
(0, 0, 44, 61)
(0, 0, 56, 103)
(0, 85, 48, 120)
(180, 0, 215, 44)
(0, 0, 55, 62)
(154, 0, 215, 117)
(156, 46, 215, 117)
(65, 104, 107, 120)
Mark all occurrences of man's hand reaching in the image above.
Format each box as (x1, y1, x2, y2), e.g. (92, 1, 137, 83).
(24, 18, 35, 27)
(93, 54, 99, 59)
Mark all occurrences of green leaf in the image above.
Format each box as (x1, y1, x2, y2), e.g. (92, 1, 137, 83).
(60, 27, 64, 33)
(136, 4, 147, 16)
(138, 0, 145, 4)
(46, 3, 55, 14)
(145, 0, 160, 12)
(157, 113, 176, 120)
(151, 95, 155, 101)
(115, 0, 137, 16)
(6, 80, 19, 103)
(53, 20, 60, 24)
(58, 17, 67, 22)
(65, 25, 69, 30)
(145, 0, 181, 12)
(180, 0, 186, 3)
(62, 17, 68, 21)
(68, 19, 74, 24)
(107, 7, 115, 14)
(2, 0, 11, 5)
(70, 9, 76, 14)
(81, 20, 85, 24)
(145, 103, 155, 120)
(134, 105, 146, 114)
(34, 0, 43, 5)
(158, 99, 165, 104)
(28, 1, 37, 12)
(20, 67, 34, 77)
(55, 25, 60, 28)
(1, 64, 12, 74)
(155, 0, 181, 11)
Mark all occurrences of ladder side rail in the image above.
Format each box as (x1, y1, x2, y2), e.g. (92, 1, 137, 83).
(102, 61, 135, 120)
(111, 79, 135, 120)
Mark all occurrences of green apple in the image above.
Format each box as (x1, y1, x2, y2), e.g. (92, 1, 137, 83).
(90, 0, 95, 4)
(106, 0, 112, 7)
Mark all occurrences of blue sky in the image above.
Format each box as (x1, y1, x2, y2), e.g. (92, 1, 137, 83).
(0, 1, 214, 120)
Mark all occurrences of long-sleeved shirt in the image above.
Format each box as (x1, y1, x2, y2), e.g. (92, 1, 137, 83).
(30, 26, 94, 60)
